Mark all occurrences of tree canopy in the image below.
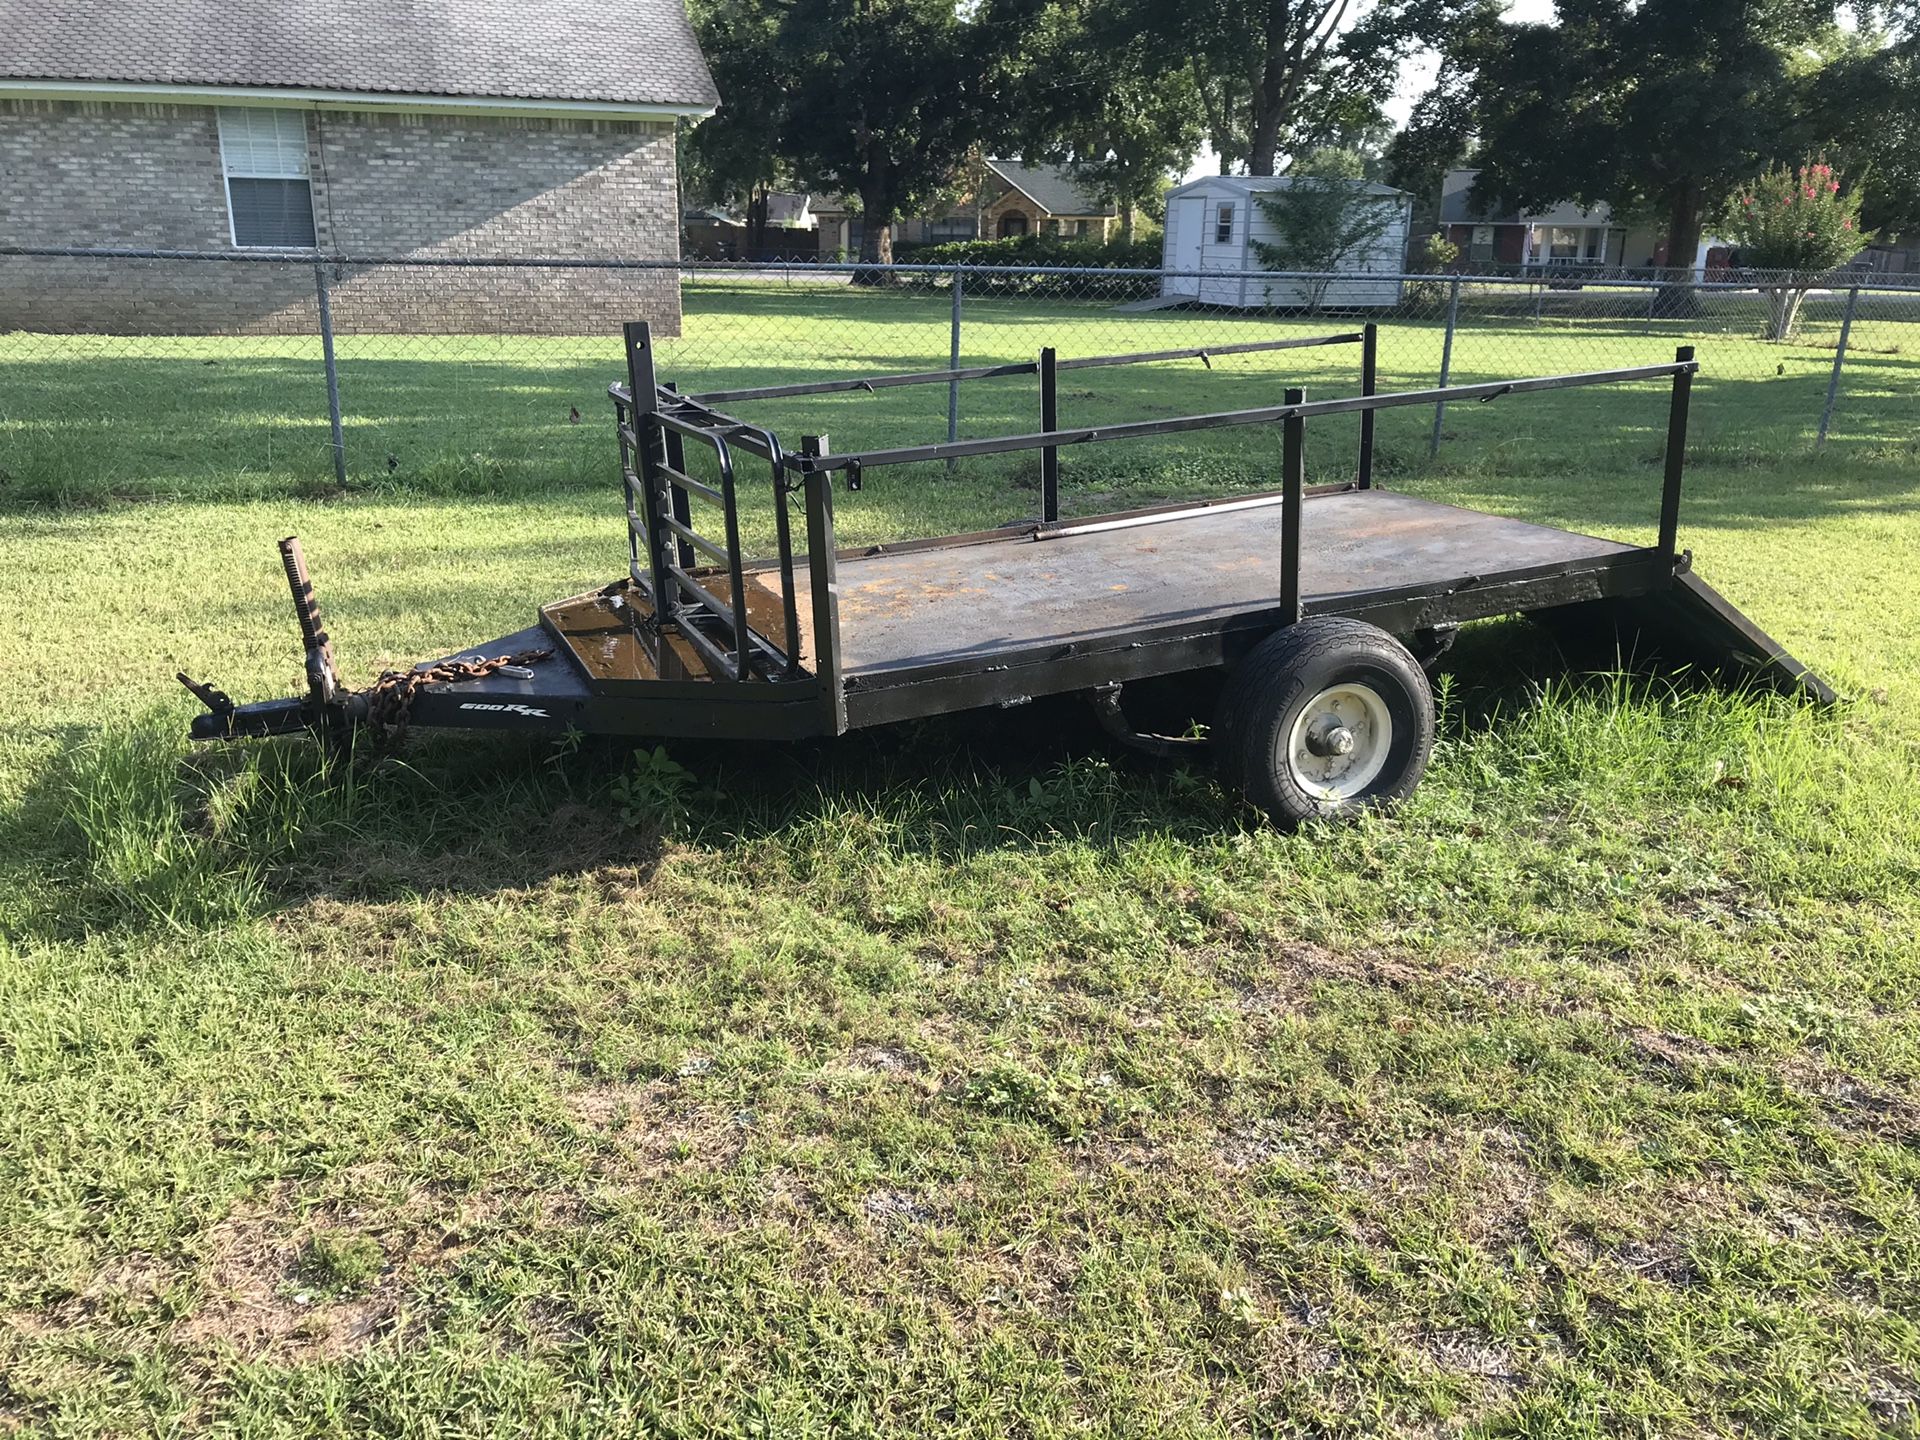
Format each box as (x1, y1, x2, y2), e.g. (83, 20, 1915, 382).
(1418, 0, 1918, 269)
(686, 0, 1037, 264)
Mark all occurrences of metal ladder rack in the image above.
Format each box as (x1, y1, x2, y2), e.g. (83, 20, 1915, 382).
(613, 322, 805, 682)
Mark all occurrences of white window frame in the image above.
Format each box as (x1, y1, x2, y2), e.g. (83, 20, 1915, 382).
(1215, 202, 1235, 244)
(216, 107, 316, 249)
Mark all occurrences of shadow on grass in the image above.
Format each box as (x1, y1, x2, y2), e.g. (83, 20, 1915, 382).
(7, 611, 1829, 950)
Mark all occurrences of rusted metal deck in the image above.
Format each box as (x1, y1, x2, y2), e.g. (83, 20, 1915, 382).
(810, 489, 1631, 675)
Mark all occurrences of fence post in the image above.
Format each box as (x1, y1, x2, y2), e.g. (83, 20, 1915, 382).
(947, 267, 964, 469)
(313, 261, 346, 487)
(1039, 345, 1060, 522)
(1429, 274, 1461, 458)
(1281, 387, 1305, 625)
(1817, 285, 1860, 448)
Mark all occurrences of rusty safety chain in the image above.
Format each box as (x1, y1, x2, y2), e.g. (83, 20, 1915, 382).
(358, 648, 554, 740)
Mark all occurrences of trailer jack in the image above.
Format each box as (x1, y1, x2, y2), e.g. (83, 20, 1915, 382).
(180, 536, 344, 741)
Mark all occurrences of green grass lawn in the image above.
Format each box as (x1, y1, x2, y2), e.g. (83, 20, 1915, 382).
(2, 284, 1920, 1436)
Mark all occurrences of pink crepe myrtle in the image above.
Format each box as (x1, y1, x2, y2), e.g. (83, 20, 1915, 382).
(1721, 158, 1866, 274)
(1720, 159, 1867, 340)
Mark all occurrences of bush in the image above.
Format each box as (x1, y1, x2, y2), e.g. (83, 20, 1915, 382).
(899, 234, 1165, 299)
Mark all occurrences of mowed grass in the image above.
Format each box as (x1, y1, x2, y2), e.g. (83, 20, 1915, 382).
(2, 284, 1920, 1436)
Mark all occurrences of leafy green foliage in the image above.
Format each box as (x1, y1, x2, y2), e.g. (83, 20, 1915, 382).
(1251, 152, 1403, 311)
(1721, 159, 1868, 339)
(1722, 160, 1865, 272)
(903, 233, 1164, 297)
(685, 0, 1033, 263)
(1454, 0, 1849, 276)
(609, 745, 700, 833)
(997, 0, 1204, 237)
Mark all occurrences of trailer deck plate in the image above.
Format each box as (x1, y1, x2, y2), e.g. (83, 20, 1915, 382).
(809, 489, 1632, 675)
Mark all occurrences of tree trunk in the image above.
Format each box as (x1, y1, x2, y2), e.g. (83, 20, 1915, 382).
(853, 178, 895, 284)
(1765, 287, 1809, 342)
(1248, 104, 1280, 176)
(746, 186, 770, 260)
(1651, 180, 1705, 318)
(1121, 199, 1136, 244)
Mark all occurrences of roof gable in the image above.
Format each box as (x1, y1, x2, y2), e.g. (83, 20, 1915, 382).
(0, 0, 718, 111)
(986, 160, 1116, 217)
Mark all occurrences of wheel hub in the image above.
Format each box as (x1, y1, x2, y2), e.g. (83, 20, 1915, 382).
(1282, 681, 1395, 802)
(1304, 718, 1355, 758)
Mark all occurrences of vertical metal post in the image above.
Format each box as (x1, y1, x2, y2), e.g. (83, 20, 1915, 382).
(661, 381, 694, 568)
(313, 262, 346, 487)
(623, 321, 672, 625)
(1281, 387, 1305, 625)
(946, 268, 964, 469)
(1817, 286, 1860, 447)
(1657, 346, 1695, 567)
(1429, 274, 1461, 458)
(1357, 322, 1378, 489)
(801, 434, 846, 734)
(1039, 345, 1060, 522)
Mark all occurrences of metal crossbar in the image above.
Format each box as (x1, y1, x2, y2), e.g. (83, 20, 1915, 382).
(683, 331, 1365, 406)
(781, 361, 1696, 474)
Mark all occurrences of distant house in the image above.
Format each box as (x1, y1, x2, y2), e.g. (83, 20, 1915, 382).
(0, 0, 718, 334)
(1162, 175, 1412, 309)
(980, 161, 1117, 241)
(683, 191, 817, 260)
(1438, 169, 1731, 274)
(812, 160, 1118, 257)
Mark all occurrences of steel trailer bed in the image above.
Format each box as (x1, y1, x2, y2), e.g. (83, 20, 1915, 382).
(185, 321, 1831, 822)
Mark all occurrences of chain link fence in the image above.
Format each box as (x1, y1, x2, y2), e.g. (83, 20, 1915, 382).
(3, 249, 1917, 510)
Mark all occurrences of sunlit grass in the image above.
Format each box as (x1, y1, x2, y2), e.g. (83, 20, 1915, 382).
(0, 283, 1918, 1435)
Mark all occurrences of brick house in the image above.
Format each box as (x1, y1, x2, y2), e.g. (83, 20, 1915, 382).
(0, 0, 717, 334)
(812, 160, 1119, 256)
(1437, 168, 1734, 275)
(980, 161, 1117, 241)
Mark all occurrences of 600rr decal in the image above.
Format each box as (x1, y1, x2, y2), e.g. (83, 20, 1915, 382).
(458, 702, 551, 719)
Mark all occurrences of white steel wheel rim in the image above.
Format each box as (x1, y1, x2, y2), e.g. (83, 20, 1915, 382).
(1283, 682, 1394, 801)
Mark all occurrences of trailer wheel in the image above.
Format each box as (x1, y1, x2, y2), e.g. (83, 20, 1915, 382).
(1218, 618, 1434, 828)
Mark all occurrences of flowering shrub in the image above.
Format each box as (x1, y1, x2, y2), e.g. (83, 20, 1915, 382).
(1720, 160, 1865, 339)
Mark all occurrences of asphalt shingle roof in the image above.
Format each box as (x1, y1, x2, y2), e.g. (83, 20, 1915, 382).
(0, 0, 718, 109)
(987, 160, 1116, 218)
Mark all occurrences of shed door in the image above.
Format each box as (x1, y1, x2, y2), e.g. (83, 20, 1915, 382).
(1168, 198, 1204, 293)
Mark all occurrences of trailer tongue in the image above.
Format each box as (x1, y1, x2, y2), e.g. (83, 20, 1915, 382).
(181, 321, 1832, 827)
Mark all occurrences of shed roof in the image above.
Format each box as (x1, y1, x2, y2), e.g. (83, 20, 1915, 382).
(1170, 174, 1408, 201)
(0, 0, 718, 111)
(987, 160, 1117, 217)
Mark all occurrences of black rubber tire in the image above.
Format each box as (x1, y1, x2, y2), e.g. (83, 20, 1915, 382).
(1216, 618, 1435, 828)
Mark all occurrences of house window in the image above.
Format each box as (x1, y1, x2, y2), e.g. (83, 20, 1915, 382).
(218, 108, 316, 248)
(1546, 226, 1598, 263)
(1470, 224, 1494, 262)
(926, 217, 977, 242)
(999, 213, 1028, 238)
(1042, 218, 1060, 236)
(1215, 203, 1235, 244)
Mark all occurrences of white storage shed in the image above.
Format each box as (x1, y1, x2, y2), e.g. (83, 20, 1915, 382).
(1161, 176, 1412, 309)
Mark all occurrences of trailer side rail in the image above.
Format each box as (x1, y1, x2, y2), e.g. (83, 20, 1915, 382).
(681, 331, 1367, 406)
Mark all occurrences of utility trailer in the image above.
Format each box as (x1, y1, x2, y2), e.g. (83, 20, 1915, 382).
(182, 322, 1832, 827)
